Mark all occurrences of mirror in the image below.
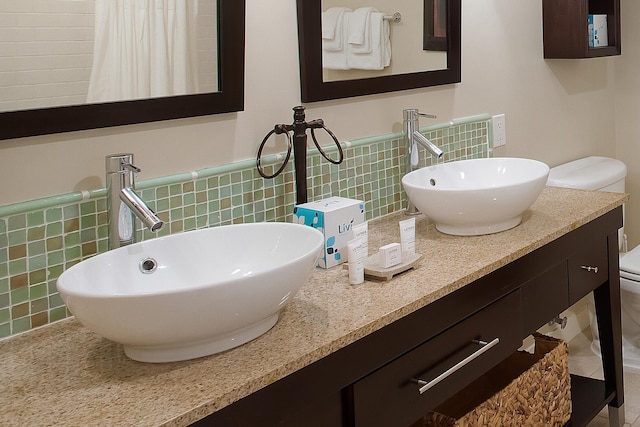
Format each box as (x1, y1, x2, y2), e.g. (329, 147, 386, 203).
(424, 0, 448, 51)
(0, 0, 245, 140)
(296, 0, 460, 102)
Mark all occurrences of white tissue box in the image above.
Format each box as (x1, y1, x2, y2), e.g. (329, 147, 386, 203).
(293, 197, 365, 268)
(588, 14, 608, 48)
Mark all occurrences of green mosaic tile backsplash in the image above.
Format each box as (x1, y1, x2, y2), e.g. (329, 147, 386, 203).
(0, 116, 491, 339)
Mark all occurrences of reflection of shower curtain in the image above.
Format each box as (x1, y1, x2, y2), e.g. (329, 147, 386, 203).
(87, 0, 199, 103)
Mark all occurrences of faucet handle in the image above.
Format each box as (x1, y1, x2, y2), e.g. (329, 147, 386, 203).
(122, 162, 141, 173)
(403, 109, 437, 121)
(106, 153, 141, 174)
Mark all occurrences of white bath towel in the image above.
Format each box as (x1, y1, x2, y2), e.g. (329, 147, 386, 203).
(348, 7, 375, 54)
(347, 12, 390, 70)
(322, 8, 351, 70)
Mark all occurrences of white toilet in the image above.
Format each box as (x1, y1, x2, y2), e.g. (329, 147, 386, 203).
(548, 156, 640, 371)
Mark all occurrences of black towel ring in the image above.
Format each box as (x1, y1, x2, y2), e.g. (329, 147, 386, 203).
(256, 124, 292, 179)
(256, 120, 343, 179)
(255, 106, 344, 204)
(308, 119, 344, 165)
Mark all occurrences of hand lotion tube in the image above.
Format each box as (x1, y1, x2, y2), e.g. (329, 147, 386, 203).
(351, 221, 369, 256)
(347, 237, 367, 285)
(399, 217, 416, 254)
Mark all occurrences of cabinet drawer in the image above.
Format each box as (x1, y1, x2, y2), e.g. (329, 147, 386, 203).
(568, 239, 609, 304)
(350, 291, 522, 427)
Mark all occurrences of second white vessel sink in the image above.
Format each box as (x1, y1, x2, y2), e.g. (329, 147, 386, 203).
(402, 157, 549, 235)
(57, 222, 323, 363)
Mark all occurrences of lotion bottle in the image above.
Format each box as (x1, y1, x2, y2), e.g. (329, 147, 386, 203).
(347, 237, 366, 285)
(399, 217, 416, 254)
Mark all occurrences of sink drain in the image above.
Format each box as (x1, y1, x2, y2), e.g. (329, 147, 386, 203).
(139, 257, 158, 274)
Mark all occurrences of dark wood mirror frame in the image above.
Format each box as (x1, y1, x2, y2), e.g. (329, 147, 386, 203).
(296, 0, 461, 103)
(0, 0, 245, 141)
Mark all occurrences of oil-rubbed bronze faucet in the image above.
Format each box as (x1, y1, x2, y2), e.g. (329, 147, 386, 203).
(106, 153, 164, 249)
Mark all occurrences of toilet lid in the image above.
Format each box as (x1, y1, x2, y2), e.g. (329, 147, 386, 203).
(620, 246, 640, 277)
(621, 270, 640, 284)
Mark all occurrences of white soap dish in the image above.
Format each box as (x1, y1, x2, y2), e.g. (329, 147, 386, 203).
(364, 252, 422, 281)
(344, 252, 422, 281)
(342, 252, 422, 281)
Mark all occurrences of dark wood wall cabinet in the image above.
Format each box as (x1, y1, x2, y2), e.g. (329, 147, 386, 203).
(543, 0, 621, 59)
(195, 207, 625, 427)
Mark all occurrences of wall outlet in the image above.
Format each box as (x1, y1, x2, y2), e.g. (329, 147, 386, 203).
(492, 114, 506, 147)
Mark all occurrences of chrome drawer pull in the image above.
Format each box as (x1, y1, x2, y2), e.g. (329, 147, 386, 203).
(412, 338, 500, 395)
(580, 265, 599, 274)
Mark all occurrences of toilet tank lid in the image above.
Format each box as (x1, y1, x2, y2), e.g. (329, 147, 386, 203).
(547, 156, 627, 190)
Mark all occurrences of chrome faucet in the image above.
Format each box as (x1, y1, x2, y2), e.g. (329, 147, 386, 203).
(404, 109, 443, 215)
(106, 154, 164, 249)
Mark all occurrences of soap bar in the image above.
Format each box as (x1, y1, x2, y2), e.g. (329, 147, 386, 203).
(379, 243, 402, 268)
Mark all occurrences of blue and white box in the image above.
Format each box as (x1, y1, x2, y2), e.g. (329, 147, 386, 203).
(293, 197, 365, 268)
(588, 14, 608, 48)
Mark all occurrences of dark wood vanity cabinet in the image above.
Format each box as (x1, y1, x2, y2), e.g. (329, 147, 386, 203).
(196, 207, 624, 427)
(542, 0, 621, 59)
(350, 291, 523, 427)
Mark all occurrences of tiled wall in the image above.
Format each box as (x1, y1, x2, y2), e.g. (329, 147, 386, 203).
(0, 115, 492, 339)
(0, 0, 217, 112)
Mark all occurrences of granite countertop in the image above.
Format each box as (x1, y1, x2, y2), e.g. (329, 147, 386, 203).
(0, 187, 628, 427)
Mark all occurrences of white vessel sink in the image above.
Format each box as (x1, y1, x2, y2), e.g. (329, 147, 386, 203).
(57, 222, 323, 363)
(402, 158, 549, 236)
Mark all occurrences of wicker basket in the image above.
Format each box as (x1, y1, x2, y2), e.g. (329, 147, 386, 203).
(415, 334, 572, 427)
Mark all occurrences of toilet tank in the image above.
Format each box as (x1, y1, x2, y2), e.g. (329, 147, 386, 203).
(547, 156, 627, 193)
(548, 156, 627, 251)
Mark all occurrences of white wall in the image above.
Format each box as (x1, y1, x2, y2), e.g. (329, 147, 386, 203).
(0, 0, 619, 219)
(615, 0, 640, 248)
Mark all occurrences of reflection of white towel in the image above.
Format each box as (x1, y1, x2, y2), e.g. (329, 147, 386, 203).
(383, 16, 391, 67)
(322, 7, 348, 51)
(347, 12, 390, 70)
(348, 7, 375, 53)
(322, 8, 351, 70)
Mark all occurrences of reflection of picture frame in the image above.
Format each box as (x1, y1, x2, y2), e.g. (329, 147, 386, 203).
(424, 0, 448, 51)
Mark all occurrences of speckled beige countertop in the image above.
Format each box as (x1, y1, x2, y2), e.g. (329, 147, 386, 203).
(0, 187, 628, 427)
